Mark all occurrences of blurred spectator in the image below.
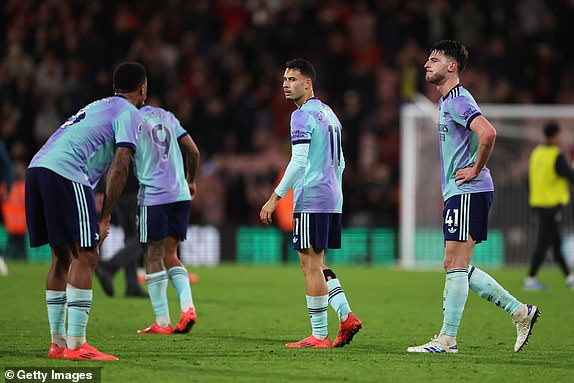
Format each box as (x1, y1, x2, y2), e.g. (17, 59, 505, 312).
(0, 138, 11, 275)
(1, 159, 26, 261)
(3, 0, 574, 228)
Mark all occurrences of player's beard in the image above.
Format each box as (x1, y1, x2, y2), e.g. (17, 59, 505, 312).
(426, 71, 444, 85)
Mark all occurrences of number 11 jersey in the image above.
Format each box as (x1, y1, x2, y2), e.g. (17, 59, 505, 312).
(290, 98, 345, 214)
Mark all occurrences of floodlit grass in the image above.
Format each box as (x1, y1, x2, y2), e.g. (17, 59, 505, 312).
(1, 262, 572, 382)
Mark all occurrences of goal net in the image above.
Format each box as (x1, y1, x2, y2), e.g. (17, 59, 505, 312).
(400, 95, 574, 269)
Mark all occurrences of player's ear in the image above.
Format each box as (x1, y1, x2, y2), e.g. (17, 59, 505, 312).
(449, 61, 457, 73)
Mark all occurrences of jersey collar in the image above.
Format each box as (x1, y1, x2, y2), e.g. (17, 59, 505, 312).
(442, 84, 462, 101)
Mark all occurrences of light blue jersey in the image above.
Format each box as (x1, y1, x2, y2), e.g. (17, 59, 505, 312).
(135, 105, 191, 206)
(438, 84, 494, 200)
(30, 96, 141, 186)
(290, 98, 345, 213)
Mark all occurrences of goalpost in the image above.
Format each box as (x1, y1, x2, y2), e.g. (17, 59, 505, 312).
(400, 95, 574, 269)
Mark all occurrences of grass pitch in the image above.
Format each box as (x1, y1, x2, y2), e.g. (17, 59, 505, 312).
(1, 262, 573, 382)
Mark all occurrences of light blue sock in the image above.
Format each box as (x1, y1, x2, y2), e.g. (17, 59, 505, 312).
(146, 271, 170, 327)
(168, 266, 194, 312)
(468, 265, 522, 315)
(46, 290, 66, 344)
(306, 295, 328, 337)
(66, 286, 92, 338)
(327, 279, 351, 321)
(440, 268, 469, 337)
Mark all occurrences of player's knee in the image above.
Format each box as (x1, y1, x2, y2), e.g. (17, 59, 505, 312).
(78, 249, 99, 269)
(322, 268, 337, 281)
(298, 258, 315, 275)
(52, 249, 71, 269)
(298, 257, 310, 273)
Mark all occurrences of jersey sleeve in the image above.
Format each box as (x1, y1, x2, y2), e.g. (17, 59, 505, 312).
(113, 108, 141, 152)
(450, 96, 482, 130)
(274, 142, 309, 197)
(170, 112, 189, 140)
(290, 110, 313, 145)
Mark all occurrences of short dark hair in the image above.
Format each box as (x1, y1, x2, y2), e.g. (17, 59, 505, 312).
(113, 62, 146, 93)
(431, 40, 468, 74)
(285, 58, 316, 81)
(544, 122, 560, 138)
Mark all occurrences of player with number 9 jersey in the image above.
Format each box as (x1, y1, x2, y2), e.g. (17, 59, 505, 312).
(132, 104, 200, 336)
(135, 105, 191, 206)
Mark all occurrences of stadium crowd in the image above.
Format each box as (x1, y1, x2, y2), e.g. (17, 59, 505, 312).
(2, 0, 574, 229)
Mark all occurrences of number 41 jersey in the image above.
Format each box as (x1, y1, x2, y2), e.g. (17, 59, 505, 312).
(135, 105, 191, 206)
(290, 98, 345, 214)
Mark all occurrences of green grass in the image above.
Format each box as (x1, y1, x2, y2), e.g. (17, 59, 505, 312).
(1, 262, 573, 382)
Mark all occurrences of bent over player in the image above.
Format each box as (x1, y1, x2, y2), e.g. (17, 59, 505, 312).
(26, 62, 146, 360)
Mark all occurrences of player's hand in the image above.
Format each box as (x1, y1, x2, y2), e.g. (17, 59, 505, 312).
(98, 216, 111, 246)
(455, 167, 479, 186)
(188, 181, 197, 200)
(260, 194, 280, 225)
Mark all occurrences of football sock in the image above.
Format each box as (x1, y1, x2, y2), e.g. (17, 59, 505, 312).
(168, 266, 194, 312)
(327, 278, 351, 322)
(46, 290, 67, 347)
(66, 285, 92, 349)
(146, 271, 170, 327)
(440, 268, 468, 337)
(468, 265, 522, 315)
(306, 295, 328, 339)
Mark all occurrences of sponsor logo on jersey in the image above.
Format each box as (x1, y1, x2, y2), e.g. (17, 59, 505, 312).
(291, 130, 309, 140)
(462, 107, 478, 120)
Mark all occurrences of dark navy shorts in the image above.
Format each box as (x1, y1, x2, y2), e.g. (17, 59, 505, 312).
(25, 167, 99, 248)
(292, 212, 342, 250)
(443, 192, 493, 243)
(138, 200, 191, 243)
